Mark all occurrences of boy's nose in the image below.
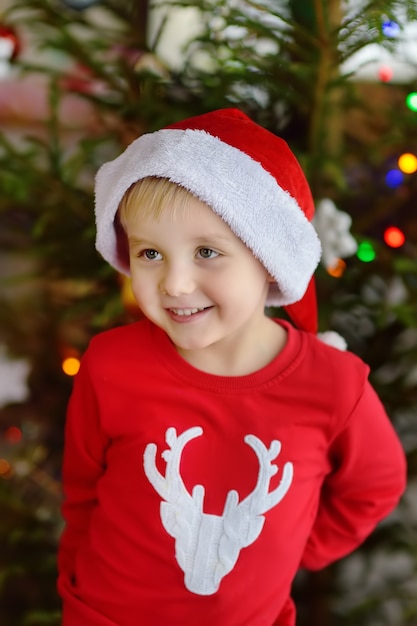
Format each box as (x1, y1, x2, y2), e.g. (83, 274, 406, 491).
(159, 263, 195, 296)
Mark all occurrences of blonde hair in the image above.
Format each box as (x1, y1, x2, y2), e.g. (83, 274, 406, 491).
(115, 177, 205, 269)
(118, 177, 195, 231)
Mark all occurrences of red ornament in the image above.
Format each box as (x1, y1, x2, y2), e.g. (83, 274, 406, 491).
(4, 426, 22, 444)
(0, 24, 21, 60)
(60, 63, 94, 94)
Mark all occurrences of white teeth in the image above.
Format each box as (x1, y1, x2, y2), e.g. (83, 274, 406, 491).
(170, 307, 206, 316)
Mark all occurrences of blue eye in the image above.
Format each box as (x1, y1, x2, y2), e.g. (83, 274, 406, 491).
(198, 248, 218, 259)
(143, 249, 162, 260)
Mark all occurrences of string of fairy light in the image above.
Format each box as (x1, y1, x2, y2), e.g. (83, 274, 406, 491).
(328, 148, 416, 275)
(355, 121, 417, 265)
(337, 18, 417, 269)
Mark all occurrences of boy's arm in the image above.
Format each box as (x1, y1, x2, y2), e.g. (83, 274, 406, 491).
(58, 352, 109, 582)
(300, 381, 407, 571)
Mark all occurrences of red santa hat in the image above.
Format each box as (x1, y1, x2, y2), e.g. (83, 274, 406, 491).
(95, 108, 322, 334)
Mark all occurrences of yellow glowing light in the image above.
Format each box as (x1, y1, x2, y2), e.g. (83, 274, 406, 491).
(0, 458, 11, 477)
(327, 258, 347, 278)
(398, 153, 417, 174)
(121, 275, 137, 307)
(62, 357, 81, 376)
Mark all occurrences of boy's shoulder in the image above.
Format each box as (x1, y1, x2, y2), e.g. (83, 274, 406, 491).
(300, 328, 371, 392)
(282, 320, 369, 377)
(87, 319, 153, 358)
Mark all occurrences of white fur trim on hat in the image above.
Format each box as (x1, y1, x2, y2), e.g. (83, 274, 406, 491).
(95, 128, 321, 307)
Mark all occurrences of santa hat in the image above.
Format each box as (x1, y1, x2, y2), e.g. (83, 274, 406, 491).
(95, 108, 322, 335)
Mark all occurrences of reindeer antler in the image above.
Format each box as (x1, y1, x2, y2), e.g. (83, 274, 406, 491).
(238, 435, 293, 515)
(143, 426, 203, 503)
(143, 427, 294, 596)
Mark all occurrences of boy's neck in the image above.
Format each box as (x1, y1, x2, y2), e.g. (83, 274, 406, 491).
(175, 318, 287, 377)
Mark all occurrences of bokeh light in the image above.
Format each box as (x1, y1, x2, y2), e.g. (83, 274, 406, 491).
(5, 426, 22, 443)
(327, 258, 347, 278)
(406, 92, 417, 112)
(398, 153, 417, 174)
(357, 241, 376, 262)
(382, 20, 400, 37)
(378, 65, 393, 82)
(385, 169, 404, 188)
(384, 226, 405, 248)
(0, 458, 13, 478)
(62, 356, 81, 376)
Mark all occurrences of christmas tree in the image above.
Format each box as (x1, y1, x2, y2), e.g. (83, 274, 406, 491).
(0, 0, 417, 623)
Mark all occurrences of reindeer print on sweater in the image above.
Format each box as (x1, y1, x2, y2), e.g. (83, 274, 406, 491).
(144, 426, 294, 596)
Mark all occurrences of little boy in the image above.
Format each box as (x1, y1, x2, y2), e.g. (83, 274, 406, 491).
(58, 108, 406, 625)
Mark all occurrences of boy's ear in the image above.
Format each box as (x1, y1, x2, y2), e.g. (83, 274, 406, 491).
(267, 274, 275, 283)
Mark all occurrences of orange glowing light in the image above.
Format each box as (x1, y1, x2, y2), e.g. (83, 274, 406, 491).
(0, 458, 12, 477)
(398, 153, 417, 174)
(327, 258, 346, 278)
(384, 226, 405, 248)
(62, 357, 81, 376)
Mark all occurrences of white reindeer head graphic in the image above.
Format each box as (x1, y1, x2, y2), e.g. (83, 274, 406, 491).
(144, 427, 293, 596)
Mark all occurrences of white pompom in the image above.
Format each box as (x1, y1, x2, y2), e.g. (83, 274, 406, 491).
(313, 199, 357, 269)
(317, 331, 347, 351)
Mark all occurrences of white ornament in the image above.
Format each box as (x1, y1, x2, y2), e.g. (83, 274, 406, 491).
(0, 345, 30, 408)
(314, 199, 358, 269)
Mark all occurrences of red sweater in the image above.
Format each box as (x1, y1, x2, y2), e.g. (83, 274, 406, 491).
(58, 319, 406, 626)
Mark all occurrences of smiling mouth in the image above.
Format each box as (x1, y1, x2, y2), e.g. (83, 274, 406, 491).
(168, 307, 210, 317)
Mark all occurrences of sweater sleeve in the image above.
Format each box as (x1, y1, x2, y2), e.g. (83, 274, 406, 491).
(300, 380, 407, 571)
(57, 350, 109, 585)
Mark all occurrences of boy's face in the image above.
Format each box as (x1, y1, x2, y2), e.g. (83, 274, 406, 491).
(124, 194, 273, 371)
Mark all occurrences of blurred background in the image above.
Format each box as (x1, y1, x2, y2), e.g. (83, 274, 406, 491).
(0, 0, 417, 624)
